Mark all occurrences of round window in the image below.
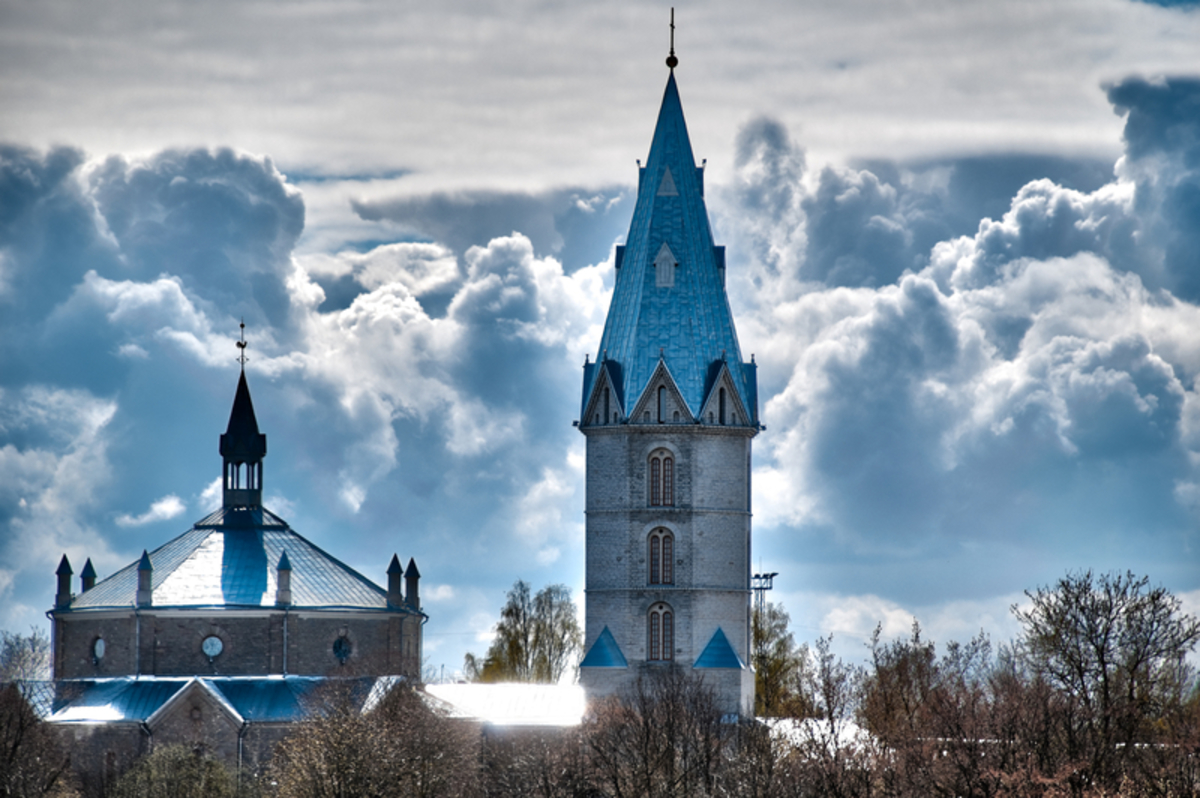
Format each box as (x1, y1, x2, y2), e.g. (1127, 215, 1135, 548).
(92, 638, 106, 661)
(201, 635, 224, 658)
(333, 636, 352, 662)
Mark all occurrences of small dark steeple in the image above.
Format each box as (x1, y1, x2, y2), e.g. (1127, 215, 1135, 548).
(275, 551, 292, 607)
(80, 558, 97, 592)
(387, 554, 405, 608)
(55, 555, 73, 609)
(136, 550, 153, 607)
(405, 558, 421, 610)
(220, 324, 267, 510)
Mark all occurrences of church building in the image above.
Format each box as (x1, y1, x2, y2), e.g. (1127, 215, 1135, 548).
(43, 349, 425, 795)
(577, 43, 759, 716)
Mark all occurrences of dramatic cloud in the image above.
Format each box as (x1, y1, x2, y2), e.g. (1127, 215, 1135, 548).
(4, 3, 1200, 673)
(709, 76, 1200, 662)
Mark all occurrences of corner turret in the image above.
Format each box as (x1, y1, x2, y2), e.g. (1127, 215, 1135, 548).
(55, 555, 72, 609)
(136, 550, 153, 607)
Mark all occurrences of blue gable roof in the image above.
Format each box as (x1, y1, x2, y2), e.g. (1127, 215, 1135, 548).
(693, 627, 745, 669)
(585, 72, 755, 420)
(579, 626, 628, 668)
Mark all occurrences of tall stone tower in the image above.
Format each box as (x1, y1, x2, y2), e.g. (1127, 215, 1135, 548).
(578, 51, 759, 716)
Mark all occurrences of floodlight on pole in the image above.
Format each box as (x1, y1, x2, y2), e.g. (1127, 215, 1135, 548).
(751, 572, 778, 617)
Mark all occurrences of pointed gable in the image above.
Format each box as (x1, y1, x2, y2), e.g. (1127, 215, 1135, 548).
(581, 358, 625, 426)
(585, 72, 756, 421)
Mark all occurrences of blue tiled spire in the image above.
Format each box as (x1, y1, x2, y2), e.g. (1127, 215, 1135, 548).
(585, 72, 755, 419)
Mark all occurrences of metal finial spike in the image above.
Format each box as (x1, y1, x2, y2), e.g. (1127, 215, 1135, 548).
(666, 8, 678, 70)
(236, 318, 248, 370)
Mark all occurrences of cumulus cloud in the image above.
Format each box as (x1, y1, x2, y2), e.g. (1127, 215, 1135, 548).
(717, 77, 1200, 618)
(115, 494, 186, 526)
(0, 386, 120, 630)
(4, 69, 1200, 674)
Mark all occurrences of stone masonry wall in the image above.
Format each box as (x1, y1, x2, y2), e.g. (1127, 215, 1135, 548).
(55, 609, 421, 679)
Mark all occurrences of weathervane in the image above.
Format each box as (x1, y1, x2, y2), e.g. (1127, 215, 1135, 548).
(236, 319, 248, 370)
(666, 8, 678, 70)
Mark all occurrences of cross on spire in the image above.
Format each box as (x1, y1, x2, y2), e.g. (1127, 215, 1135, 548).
(236, 320, 248, 370)
(666, 8, 678, 70)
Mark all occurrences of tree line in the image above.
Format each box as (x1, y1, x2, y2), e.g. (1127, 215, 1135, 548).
(2, 570, 1198, 797)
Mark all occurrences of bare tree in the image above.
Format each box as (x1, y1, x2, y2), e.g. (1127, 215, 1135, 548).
(789, 635, 873, 798)
(106, 746, 240, 798)
(0, 628, 51, 682)
(1014, 570, 1200, 792)
(464, 581, 581, 684)
(479, 728, 591, 798)
(584, 666, 726, 798)
(268, 681, 479, 798)
(0, 683, 77, 798)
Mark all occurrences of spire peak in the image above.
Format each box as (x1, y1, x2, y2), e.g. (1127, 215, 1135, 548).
(666, 8, 678, 70)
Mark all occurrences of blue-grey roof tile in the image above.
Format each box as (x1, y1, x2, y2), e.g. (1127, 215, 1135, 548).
(48, 678, 187, 722)
(68, 509, 395, 612)
(208, 677, 324, 722)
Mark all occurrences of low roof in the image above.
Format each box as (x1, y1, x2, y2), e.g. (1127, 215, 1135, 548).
(38, 676, 396, 724)
(424, 683, 586, 727)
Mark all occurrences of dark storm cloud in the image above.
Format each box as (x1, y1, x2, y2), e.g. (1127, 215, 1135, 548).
(0, 145, 116, 330)
(90, 148, 305, 329)
(1108, 77, 1200, 300)
(802, 166, 915, 287)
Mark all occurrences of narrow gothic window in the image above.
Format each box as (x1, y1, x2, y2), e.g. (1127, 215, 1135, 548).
(604, 389, 611, 425)
(648, 450, 674, 507)
(673, 410, 680, 422)
(657, 386, 665, 423)
(719, 388, 726, 425)
(650, 458, 661, 506)
(649, 603, 673, 661)
(648, 528, 674, 585)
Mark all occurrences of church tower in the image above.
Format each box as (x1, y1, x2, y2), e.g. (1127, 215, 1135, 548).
(578, 37, 758, 716)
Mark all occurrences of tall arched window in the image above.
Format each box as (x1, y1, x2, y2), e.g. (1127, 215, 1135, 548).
(649, 449, 674, 507)
(648, 528, 674, 585)
(649, 603, 674, 661)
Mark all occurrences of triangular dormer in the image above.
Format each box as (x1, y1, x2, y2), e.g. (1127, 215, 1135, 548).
(657, 166, 678, 196)
(629, 358, 694, 425)
(699, 359, 751, 427)
(582, 358, 626, 428)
